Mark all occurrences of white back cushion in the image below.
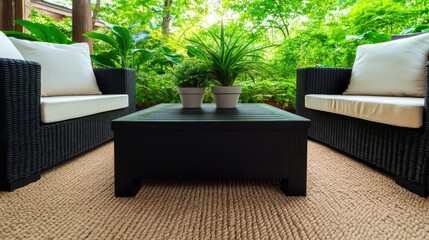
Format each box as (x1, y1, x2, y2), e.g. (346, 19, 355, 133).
(0, 32, 24, 60)
(343, 33, 429, 97)
(9, 37, 101, 96)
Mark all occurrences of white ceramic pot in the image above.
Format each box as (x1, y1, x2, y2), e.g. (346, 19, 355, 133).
(211, 86, 242, 108)
(177, 87, 206, 108)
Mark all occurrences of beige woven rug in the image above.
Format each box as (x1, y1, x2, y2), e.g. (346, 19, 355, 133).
(1, 141, 428, 239)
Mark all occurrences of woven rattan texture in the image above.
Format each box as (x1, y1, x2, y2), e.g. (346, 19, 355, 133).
(1, 141, 428, 239)
(296, 65, 429, 196)
(1, 59, 42, 183)
(0, 59, 135, 189)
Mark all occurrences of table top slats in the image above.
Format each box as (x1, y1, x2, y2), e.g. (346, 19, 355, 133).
(112, 104, 311, 130)
(129, 104, 306, 122)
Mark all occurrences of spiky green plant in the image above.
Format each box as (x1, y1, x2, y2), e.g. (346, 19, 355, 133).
(186, 23, 273, 86)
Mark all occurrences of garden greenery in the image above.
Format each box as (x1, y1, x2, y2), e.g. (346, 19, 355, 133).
(6, 0, 429, 109)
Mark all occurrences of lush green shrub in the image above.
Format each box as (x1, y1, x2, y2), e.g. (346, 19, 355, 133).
(238, 78, 296, 108)
(135, 71, 180, 108)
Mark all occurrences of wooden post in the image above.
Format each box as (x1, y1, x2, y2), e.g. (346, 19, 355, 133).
(0, 0, 29, 31)
(72, 0, 93, 52)
(0, 0, 4, 30)
(15, 0, 24, 32)
(3, 0, 15, 30)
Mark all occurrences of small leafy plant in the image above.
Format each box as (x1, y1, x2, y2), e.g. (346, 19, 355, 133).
(174, 59, 211, 88)
(186, 22, 273, 86)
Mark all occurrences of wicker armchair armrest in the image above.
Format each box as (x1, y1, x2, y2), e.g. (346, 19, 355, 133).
(0, 58, 41, 180)
(424, 63, 429, 126)
(94, 68, 135, 94)
(0, 58, 41, 128)
(296, 67, 352, 95)
(93, 68, 136, 109)
(296, 67, 352, 111)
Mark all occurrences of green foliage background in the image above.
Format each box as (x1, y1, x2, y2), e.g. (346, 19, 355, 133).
(31, 0, 429, 108)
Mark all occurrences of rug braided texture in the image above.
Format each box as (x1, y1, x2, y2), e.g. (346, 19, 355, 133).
(1, 141, 428, 240)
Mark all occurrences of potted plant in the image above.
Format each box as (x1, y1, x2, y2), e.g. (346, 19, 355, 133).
(174, 59, 211, 108)
(187, 23, 272, 108)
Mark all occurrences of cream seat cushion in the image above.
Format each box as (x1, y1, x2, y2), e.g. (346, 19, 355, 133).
(9, 37, 101, 97)
(305, 94, 424, 128)
(343, 33, 429, 97)
(41, 94, 128, 123)
(0, 32, 24, 60)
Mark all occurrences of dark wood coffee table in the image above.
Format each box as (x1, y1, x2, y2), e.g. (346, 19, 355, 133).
(112, 103, 310, 197)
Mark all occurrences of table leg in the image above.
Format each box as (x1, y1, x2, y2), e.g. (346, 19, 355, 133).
(115, 177, 141, 197)
(280, 133, 307, 196)
(280, 178, 306, 196)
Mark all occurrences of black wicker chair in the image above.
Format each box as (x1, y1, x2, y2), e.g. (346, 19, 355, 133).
(296, 35, 429, 197)
(0, 58, 136, 191)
